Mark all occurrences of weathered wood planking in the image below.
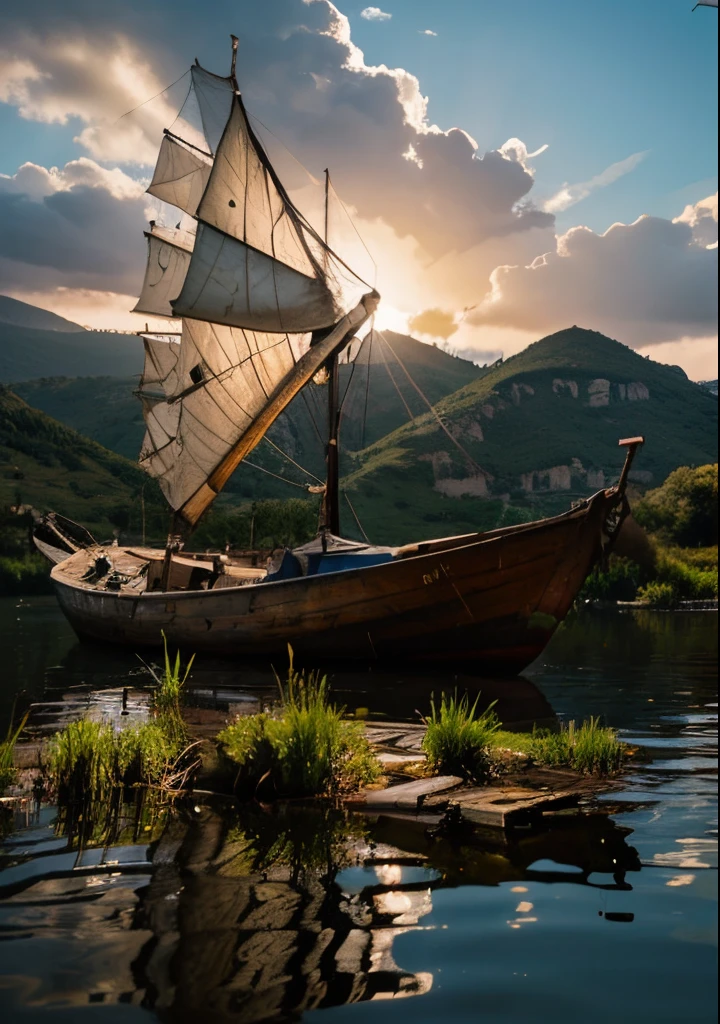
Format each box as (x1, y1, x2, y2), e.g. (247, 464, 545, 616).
(50, 487, 615, 672)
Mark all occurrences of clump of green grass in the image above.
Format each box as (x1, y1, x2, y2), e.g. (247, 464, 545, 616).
(527, 717, 626, 775)
(0, 715, 28, 796)
(48, 717, 194, 843)
(139, 632, 194, 747)
(421, 692, 500, 781)
(218, 648, 381, 799)
(49, 718, 185, 798)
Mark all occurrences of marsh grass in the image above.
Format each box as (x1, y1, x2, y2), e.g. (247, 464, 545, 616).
(219, 648, 381, 799)
(138, 632, 194, 748)
(49, 638, 200, 844)
(0, 713, 28, 796)
(421, 692, 500, 781)
(525, 718, 626, 775)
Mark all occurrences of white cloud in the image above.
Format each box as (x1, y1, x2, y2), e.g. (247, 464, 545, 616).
(673, 192, 718, 249)
(0, 157, 147, 296)
(0, 32, 182, 165)
(360, 6, 392, 21)
(469, 198, 718, 345)
(543, 150, 649, 214)
(0, 159, 145, 201)
(419, 30, 438, 37)
(0, 1, 715, 379)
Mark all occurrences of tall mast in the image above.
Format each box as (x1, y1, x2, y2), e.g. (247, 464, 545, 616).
(323, 168, 341, 537)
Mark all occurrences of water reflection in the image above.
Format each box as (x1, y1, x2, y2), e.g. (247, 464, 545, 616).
(0, 799, 644, 1022)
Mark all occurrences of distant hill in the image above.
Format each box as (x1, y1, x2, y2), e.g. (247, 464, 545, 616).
(342, 327, 719, 544)
(12, 331, 486, 498)
(699, 379, 718, 397)
(0, 294, 85, 333)
(13, 377, 144, 461)
(0, 323, 143, 382)
(0, 386, 164, 538)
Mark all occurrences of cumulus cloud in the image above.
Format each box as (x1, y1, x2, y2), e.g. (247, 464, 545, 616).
(543, 150, 649, 214)
(673, 192, 718, 249)
(0, 31, 184, 165)
(0, 158, 146, 296)
(0, 0, 715, 373)
(408, 308, 458, 339)
(360, 7, 392, 20)
(419, 30, 438, 37)
(469, 196, 718, 345)
(0, 1, 553, 263)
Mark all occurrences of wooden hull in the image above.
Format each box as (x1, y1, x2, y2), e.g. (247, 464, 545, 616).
(50, 490, 618, 674)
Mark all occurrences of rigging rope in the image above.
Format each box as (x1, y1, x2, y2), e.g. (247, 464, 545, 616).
(361, 329, 373, 450)
(377, 334, 416, 423)
(243, 459, 319, 492)
(114, 69, 191, 124)
(261, 435, 324, 485)
(343, 490, 370, 543)
(377, 329, 485, 474)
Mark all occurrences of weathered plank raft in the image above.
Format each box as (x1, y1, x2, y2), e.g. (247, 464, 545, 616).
(345, 722, 620, 828)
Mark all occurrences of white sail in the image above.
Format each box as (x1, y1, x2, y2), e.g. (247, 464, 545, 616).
(146, 134, 212, 217)
(172, 221, 339, 333)
(190, 65, 235, 155)
(135, 55, 378, 526)
(141, 335, 181, 394)
(139, 318, 295, 512)
(195, 99, 319, 276)
(171, 93, 344, 333)
(133, 226, 194, 320)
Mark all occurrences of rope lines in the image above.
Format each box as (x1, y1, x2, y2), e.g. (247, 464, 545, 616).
(377, 329, 485, 474)
(113, 69, 191, 124)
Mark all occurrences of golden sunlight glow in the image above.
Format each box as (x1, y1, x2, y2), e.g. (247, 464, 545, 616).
(372, 302, 410, 334)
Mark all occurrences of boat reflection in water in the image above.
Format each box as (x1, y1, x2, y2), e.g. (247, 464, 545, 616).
(0, 797, 640, 1022)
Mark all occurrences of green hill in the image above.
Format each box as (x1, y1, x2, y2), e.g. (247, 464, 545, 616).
(341, 327, 719, 544)
(13, 377, 144, 461)
(0, 386, 165, 538)
(11, 331, 486, 500)
(0, 323, 143, 382)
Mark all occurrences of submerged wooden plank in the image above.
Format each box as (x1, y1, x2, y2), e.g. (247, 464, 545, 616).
(346, 776, 463, 811)
(431, 785, 582, 828)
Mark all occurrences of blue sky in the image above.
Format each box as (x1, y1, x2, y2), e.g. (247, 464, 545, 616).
(346, 0, 718, 232)
(0, 0, 716, 376)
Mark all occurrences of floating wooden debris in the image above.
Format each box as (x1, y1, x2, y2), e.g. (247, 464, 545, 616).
(346, 776, 463, 811)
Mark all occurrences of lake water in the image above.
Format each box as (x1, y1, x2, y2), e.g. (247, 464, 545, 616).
(0, 598, 717, 1023)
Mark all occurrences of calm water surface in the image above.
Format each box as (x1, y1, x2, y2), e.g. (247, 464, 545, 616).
(0, 597, 717, 1023)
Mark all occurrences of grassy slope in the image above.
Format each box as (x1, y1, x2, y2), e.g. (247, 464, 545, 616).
(14, 377, 144, 461)
(0, 386, 164, 537)
(342, 327, 718, 544)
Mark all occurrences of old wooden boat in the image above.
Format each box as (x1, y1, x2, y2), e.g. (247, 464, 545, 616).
(37, 42, 644, 673)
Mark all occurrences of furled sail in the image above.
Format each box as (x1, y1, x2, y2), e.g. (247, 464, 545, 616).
(134, 52, 378, 529)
